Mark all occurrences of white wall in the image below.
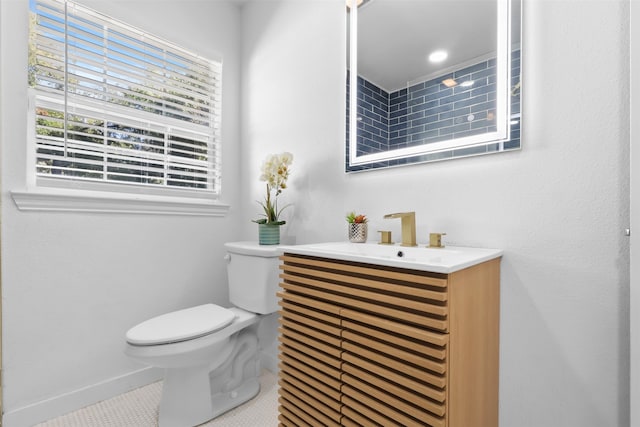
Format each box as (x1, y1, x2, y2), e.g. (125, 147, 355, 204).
(631, 1, 639, 424)
(0, 0, 242, 425)
(240, 0, 348, 243)
(242, 1, 630, 426)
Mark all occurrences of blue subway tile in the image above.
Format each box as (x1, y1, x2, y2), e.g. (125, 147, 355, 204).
(390, 101, 407, 112)
(389, 136, 409, 146)
(439, 122, 470, 136)
(390, 108, 409, 119)
(412, 116, 435, 127)
(363, 79, 382, 93)
(390, 122, 408, 133)
(424, 83, 442, 97)
(394, 88, 408, 98)
(454, 94, 488, 110)
(347, 50, 521, 172)
(373, 105, 387, 117)
(470, 120, 490, 131)
(471, 84, 494, 97)
(426, 118, 454, 132)
(470, 101, 496, 114)
(442, 106, 471, 121)
(411, 129, 439, 142)
(455, 61, 487, 77)
(407, 124, 425, 135)
(412, 99, 439, 113)
(408, 82, 425, 92)
(390, 92, 408, 104)
(471, 66, 496, 81)
(411, 85, 439, 99)
(408, 96, 425, 107)
(439, 91, 471, 106)
(408, 111, 425, 122)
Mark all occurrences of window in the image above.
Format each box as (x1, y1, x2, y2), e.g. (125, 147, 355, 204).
(28, 0, 222, 201)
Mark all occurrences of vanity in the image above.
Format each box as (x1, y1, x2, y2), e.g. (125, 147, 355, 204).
(276, 243, 502, 427)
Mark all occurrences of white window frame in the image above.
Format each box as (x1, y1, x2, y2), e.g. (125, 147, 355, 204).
(13, 0, 229, 216)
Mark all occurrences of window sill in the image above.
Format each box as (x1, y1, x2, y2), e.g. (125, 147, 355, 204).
(11, 188, 230, 216)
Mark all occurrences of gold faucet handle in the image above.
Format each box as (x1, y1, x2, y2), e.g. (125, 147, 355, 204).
(378, 230, 393, 245)
(428, 233, 447, 248)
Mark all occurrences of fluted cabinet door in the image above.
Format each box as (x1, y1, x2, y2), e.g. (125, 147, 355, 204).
(277, 254, 500, 427)
(278, 289, 342, 426)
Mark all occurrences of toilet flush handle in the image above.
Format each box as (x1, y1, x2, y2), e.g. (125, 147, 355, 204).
(224, 254, 231, 263)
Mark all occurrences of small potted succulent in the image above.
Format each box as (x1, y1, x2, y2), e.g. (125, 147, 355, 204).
(346, 212, 368, 243)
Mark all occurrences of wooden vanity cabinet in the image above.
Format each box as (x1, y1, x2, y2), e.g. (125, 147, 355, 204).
(277, 253, 500, 427)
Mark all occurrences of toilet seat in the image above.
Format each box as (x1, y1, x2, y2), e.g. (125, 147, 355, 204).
(126, 304, 236, 346)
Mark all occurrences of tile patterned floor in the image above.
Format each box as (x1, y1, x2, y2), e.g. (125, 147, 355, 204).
(35, 371, 278, 427)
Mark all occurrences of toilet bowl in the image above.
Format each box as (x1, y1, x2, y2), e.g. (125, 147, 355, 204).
(124, 242, 282, 427)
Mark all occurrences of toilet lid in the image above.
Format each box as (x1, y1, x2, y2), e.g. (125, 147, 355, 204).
(126, 304, 236, 345)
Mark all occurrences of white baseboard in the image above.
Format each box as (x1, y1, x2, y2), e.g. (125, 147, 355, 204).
(2, 367, 162, 427)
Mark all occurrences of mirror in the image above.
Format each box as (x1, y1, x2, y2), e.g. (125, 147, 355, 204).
(346, 0, 521, 172)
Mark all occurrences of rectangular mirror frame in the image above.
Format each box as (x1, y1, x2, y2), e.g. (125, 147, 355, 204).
(346, 0, 521, 172)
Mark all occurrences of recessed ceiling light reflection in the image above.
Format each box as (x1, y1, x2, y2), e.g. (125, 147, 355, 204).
(442, 78, 457, 88)
(460, 80, 475, 87)
(429, 50, 448, 63)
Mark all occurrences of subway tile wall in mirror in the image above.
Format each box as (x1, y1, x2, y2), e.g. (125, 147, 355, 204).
(346, 0, 522, 172)
(345, 49, 521, 172)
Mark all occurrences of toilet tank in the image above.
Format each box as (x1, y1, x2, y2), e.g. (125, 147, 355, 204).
(224, 242, 282, 314)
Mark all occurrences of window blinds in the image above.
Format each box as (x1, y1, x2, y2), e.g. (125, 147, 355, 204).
(30, 0, 222, 194)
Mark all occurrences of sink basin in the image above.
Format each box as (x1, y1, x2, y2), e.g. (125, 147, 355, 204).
(278, 242, 502, 273)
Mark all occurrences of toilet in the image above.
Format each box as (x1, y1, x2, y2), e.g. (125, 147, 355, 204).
(124, 241, 282, 427)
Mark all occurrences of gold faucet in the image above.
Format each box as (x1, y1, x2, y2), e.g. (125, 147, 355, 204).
(377, 230, 393, 245)
(429, 232, 447, 248)
(383, 212, 417, 247)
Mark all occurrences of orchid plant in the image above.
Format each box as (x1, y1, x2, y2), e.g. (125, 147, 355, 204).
(254, 152, 293, 225)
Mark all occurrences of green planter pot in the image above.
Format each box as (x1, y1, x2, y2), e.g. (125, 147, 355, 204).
(259, 223, 281, 245)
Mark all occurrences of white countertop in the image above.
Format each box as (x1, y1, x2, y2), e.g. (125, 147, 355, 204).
(279, 241, 503, 273)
